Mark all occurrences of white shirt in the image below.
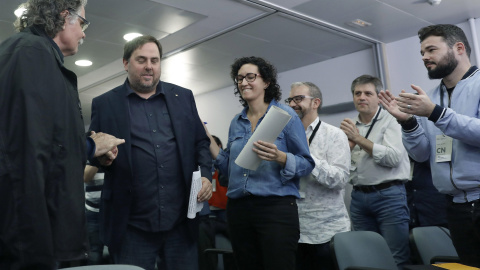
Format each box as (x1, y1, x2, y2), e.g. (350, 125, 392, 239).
(350, 107, 410, 186)
(297, 117, 351, 244)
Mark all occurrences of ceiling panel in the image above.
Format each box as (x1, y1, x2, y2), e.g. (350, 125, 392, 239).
(2, 0, 480, 127)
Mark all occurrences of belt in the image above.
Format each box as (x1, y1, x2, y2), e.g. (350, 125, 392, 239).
(447, 195, 480, 205)
(353, 180, 402, 193)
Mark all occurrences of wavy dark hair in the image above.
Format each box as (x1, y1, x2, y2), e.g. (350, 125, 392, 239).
(230, 56, 282, 107)
(418, 24, 471, 58)
(14, 0, 87, 38)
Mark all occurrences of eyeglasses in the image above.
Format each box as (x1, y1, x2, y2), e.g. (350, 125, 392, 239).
(285, 95, 315, 104)
(234, 73, 261, 84)
(68, 9, 90, 32)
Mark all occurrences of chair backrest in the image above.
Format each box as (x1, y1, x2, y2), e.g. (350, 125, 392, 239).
(62, 265, 144, 270)
(410, 226, 459, 264)
(215, 234, 233, 270)
(331, 231, 398, 270)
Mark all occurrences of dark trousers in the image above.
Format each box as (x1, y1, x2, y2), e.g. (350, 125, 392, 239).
(85, 209, 106, 265)
(109, 221, 198, 270)
(227, 196, 299, 270)
(447, 199, 480, 268)
(296, 242, 334, 270)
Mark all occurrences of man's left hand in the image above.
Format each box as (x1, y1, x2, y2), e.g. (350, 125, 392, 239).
(97, 146, 118, 166)
(396, 84, 436, 117)
(197, 177, 213, 202)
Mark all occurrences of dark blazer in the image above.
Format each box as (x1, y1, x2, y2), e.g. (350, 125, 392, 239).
(0, 26, 87, 268)
(89, 80, 212, 249)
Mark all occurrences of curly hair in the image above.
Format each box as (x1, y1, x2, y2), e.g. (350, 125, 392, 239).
(14, 0, 87, 38)
(418, 24, 471, 58)
(230, 56, 282, 107)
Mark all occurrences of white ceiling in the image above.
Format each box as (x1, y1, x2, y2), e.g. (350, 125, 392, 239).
(1, 0, 480, 125)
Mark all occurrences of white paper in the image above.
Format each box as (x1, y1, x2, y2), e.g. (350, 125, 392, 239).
(234, 105, 292, 171)
(187, 170, 203, 219)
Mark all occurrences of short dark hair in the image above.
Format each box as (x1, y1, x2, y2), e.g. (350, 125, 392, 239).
(14, 0, 87, 38)
(290, 82, 323, 113)
(418, 24, 471, 58)
(211, 135, 222, 148)
(351, 75, 383, 95)
(123, 35, 162, 61)
(230, 56, 281, 107)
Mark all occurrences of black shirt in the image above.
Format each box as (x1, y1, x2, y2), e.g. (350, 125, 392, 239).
(126, 81, 186, 232)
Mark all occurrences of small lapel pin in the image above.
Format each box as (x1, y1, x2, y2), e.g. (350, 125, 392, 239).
(175, 94, 178, 96)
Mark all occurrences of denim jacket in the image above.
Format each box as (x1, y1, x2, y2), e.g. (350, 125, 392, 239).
(215, 100, 314, 199)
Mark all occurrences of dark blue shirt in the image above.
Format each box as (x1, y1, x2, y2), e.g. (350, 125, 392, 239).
(406, 159, 448, 228)
(126, 81, 185, 232)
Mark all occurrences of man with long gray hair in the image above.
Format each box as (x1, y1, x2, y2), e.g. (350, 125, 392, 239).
(0, 0, 124, 269)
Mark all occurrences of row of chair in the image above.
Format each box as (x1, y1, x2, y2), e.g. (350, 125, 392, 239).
(61, 226, 458, 270)
(331, 226, 460, 270)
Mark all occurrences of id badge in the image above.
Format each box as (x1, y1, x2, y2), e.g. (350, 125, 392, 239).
(212, 178, 216, 192)
(435, 134, 452, 163)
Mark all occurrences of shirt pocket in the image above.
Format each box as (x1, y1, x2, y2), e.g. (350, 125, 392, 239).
(275, 131, 287, 152)
(228, 132, 246, 161)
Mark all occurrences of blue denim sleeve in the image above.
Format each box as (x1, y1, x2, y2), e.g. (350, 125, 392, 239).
(280, 114, 314, 182)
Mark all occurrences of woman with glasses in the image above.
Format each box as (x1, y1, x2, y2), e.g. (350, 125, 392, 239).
(204, 56, 314, 270)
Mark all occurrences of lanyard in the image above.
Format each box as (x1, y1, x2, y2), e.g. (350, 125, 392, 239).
(308, 121, 321, 145)
(439, 84, 454, 108)
(364, 107, 381, 140)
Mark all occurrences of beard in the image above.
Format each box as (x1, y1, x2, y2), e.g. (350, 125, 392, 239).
(295, 109, 305, 119)
(426, 49, 458, 79)
(129, 74, 160, 94)
(292, 104, 311, 119)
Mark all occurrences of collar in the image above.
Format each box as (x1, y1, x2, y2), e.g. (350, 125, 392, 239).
(462, 65, 479, 80)
(440, 65, 479, 89)
(239, 99, 278, 120)
(355, 106, 383, 125)
(29, 25, 64, 63)
(307, 116, 320, 132)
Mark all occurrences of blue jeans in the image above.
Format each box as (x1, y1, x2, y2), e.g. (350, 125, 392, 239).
(86, 209, 104, 265)
(446, 198, 480, 267)
(350, 184, 410, 269)
(109, 221, 198, 270)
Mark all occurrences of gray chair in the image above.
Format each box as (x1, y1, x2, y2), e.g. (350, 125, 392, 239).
(330, 231, 397, 270)
(204, 234, 237, 270)
(409, 226, 460, 264)
(62, 265, 144, 270)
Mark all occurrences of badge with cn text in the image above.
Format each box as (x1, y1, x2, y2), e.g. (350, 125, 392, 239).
(435, 134, 452, 163)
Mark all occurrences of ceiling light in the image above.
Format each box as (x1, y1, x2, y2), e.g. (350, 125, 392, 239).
(14, 6, 27, 17)
(123, 33, 143, 41)
(75, 60, 92, 67)
(350, 19, 372, 27)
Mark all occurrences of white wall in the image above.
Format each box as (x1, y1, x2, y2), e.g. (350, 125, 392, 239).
(196, 48, 376, 145)
(385, 21, 479, 96)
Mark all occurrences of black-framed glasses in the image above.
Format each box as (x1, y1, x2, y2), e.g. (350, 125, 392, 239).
(285, 95, 315, 104)
(234, 73, 261, 84)
(68, 9, 90, 32)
